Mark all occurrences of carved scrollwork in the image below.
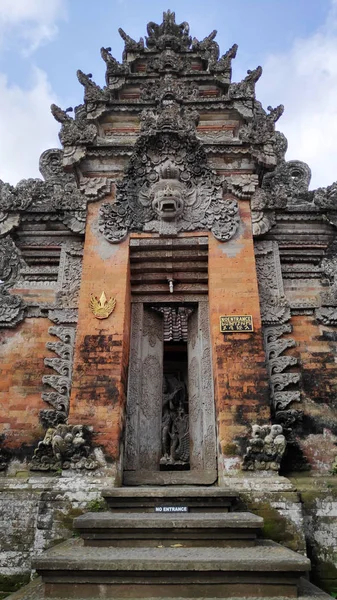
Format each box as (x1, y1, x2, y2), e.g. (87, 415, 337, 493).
(264, 324, 301, 425)
(0, 236, 26, 328)
(55, 242, 84, 309)
(255, 241, 290, 325)
(315, 240, 337, 325)
(40, 326, 76, 428)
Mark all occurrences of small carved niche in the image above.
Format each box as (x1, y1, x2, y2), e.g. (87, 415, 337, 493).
(161, 344, 189, 470)
(153, 305, 194, 471)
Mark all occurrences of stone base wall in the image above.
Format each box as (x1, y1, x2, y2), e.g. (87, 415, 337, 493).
(0, 475, 113, 597)
(290, 476, 337, 596)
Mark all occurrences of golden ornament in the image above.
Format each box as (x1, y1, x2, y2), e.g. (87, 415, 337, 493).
(90, 291, 116, 319)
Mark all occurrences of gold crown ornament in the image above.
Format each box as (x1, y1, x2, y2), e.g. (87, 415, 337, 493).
(90, 291, 116, 319)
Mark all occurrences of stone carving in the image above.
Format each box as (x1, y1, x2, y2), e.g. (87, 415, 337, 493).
(40, 326, 76, 428)
(0, 148, 108, 229)
(209, 43, 238, 77)
(50, 104, 98, 166)
(255, 240, 290, 325)
(251, 159, 312, 236)
(264, 324, 301, 418)
(160, 376, 190, 468)
(140, 74, 199, 102)
(0, 235, 26, 328)
(118, 27, 144, 59)
(56, 242, 84, 309)
(239, 102, 284, 168)
(226, 174, 259, 200)
(229, 66, 262, 99)
(100, 46, 129, 86)
(30, 424, 98, 471)
(191, 29, 219, 61)
(48, 309, 78, 325)
(315, 307, 337, 325)
(51, 104, 97, 159)
(145, 10, 192, 52)
(315, 241, 337, 325)
(0, 235, 23, 288)
(76, 70, 109, 105)
(100, 98, 239, 242)
(242, 424, 286, 471)
(146, 49, 189, 74)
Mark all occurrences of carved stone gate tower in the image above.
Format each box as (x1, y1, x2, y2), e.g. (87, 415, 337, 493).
(65, 10, 273, 483)
(3, 10, 310, 482)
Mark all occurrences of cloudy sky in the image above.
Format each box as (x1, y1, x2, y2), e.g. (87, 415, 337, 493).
(0, 0, 336, 189)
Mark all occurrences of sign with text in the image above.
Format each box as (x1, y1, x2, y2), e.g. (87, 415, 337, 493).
(220, 315, 254, 333)
(154, 506, 188, 513)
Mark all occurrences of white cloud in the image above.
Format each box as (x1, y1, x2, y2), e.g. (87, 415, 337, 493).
(0, 0, 67, 54)
(0, 67, 60, 184)
(257, 0, 337, 189)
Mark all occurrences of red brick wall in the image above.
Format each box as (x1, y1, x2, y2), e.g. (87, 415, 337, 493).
(69, 197, 131, 460)
(290, 315, 337, 471)
(208, 199, 270, 467)
(0, 318, 49, 449)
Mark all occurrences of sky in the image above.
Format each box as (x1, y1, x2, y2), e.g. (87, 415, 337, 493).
(0, 0, 336, 189)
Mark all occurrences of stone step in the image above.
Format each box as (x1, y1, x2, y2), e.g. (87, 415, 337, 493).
(74, 511, 263, 547)
(4, 576, 332, 600)
(33, 538, 310, 598)
(102, 486, 237, 512)
(6, 576, 333, 600)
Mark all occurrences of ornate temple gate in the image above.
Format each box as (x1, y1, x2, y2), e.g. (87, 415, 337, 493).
(123, 299, 217, 485)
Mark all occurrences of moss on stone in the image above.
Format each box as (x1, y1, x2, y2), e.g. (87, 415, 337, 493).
(0, 574, 30, 595)
(222, 443, 238, 457)
(55, 507, 84, 532)
(238, 494, 305, 553)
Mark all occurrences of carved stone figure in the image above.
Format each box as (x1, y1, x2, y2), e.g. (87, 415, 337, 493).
(30, 424, 98, 471)
(160, 376, 190, 468)
(242, 424, 286, 472)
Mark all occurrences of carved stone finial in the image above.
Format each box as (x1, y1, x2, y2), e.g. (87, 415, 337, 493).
(118, 27, 144, 60)
(77, 70, 107, 103)
(229, 66, 262, 99)
(191, 30, 219, 61)
(210, 42, 238, 74)
(145, 10, 192, 51)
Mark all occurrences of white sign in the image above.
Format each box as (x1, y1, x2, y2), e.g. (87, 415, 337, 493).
(154, 506, 188, 513)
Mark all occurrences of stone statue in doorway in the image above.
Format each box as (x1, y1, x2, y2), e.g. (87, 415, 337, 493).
(160, 376, 190, 467)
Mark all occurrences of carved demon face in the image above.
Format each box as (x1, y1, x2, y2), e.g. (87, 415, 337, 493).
(151, 179, 185, 220)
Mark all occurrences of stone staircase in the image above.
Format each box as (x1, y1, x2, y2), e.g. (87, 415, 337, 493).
(9, 487, 331, 600)
(31, 487, 326, 599)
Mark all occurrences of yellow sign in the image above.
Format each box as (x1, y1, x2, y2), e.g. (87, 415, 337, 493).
(90, 291, 116, 320)
(220, 315, 253, 333)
